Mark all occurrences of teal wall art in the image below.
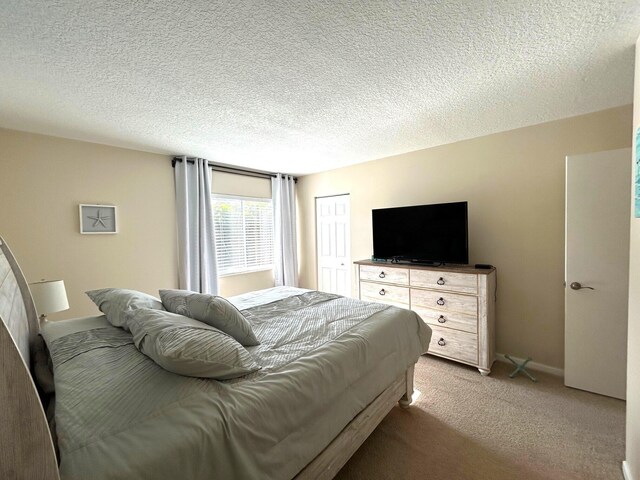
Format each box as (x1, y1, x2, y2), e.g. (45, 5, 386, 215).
(636, 127, 640, 218)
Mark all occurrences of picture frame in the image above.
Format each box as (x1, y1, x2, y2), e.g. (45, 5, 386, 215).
(79, 204, 118, 234)
(635, 127, 640, 218)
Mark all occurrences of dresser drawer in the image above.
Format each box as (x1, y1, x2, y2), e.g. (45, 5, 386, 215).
(360, 265, 409, 285)
(410, 289, 477, 316)
(360, 281, 410, 307)
(412, 306, 477, 334)
(428, 325, 478, 364)
(410, 269, 478, 294)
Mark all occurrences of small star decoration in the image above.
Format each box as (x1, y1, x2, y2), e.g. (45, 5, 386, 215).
(88, 209, 111, 228)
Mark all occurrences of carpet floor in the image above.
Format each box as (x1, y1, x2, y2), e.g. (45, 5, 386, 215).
(336, 356, 625, 480)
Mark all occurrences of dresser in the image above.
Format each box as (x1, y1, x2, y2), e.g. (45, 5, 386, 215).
(354, 260, 496, 375)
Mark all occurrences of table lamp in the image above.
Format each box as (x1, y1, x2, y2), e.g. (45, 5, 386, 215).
(29, 279, 69, 323)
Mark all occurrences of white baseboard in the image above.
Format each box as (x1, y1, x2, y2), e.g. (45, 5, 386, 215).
(623, 460, 633, 480)
(496, 353, 564, 377)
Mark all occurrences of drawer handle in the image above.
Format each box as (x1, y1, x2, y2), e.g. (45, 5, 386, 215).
(379, 272, 386, 278)
(437, 338, 446, 346)
(379, 289, 386, 296)
(437, 277, 445, 285)
(437, 315, 446, 323)
(436, 297, 445, 306)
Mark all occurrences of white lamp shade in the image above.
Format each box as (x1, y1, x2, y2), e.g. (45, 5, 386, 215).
(29, 280, 69, 316)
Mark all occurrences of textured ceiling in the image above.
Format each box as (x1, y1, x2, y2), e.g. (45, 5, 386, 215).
(0, 1, 639, 175)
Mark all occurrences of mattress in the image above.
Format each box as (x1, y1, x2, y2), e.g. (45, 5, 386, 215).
(42, 287, 431, 480)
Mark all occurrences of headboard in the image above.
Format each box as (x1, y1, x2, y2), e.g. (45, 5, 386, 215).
(0, 235, 60, 480)
(0, 236, 39, 367)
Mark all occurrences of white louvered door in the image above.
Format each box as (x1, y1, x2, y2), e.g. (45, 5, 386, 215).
(316, 195, 351, 297)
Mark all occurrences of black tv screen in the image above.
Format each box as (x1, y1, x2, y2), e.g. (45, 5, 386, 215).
(372, 202, 468, 264)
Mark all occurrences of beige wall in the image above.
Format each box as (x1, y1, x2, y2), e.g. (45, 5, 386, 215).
(0, 131, 276, 312)
(625, 38, 639, 480)
(212, 171, 275, 297)
(219, 269, 274, 297)
(0, 128, 178, 320)
(297, 105, 632, 369)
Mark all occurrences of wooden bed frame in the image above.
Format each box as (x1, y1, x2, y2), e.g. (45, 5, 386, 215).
(0, 235, 415, 480)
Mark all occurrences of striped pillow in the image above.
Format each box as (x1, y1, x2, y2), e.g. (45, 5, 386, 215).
(126, 308, 260, 380)
(86, 288, 164, 331)
(159, 289, 259, 346)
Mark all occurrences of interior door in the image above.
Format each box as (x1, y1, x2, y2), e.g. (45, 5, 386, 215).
(316, 195, 351, 296)
(565, 148, 630, 399)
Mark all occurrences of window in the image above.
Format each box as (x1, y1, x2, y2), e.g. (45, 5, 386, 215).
(212, 195, 273, 275)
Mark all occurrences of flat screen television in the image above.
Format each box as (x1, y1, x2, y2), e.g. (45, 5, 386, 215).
(372, 201, 468, 264)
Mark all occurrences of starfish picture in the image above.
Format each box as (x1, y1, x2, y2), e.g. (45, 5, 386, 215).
(87, 209, 111, 228)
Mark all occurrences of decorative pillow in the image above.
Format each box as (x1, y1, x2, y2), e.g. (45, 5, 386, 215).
(159, 289, 259, 346)
(125, 308, 260, 380)
(86, 288, 164, 331)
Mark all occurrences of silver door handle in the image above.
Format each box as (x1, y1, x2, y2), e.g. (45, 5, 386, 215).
(570, 282, 594, 291)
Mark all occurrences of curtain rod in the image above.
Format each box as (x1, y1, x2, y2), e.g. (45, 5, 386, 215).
(171, 157, 297, 182)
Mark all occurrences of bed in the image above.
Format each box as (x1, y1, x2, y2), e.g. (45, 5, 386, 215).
(0, 235, 431, 480)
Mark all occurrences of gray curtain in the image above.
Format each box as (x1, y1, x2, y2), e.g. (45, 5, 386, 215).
(272, 173, 298, 287)
(174, 156, 219, 294)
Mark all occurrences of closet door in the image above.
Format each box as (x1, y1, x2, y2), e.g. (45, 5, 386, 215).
(565, 148, 630, 399)
(316, 195, 351, 297)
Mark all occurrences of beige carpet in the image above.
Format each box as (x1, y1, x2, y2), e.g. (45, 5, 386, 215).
(336, 356, 625, 480)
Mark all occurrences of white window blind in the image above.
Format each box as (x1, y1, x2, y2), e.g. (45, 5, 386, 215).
(212, 196, 273, 275)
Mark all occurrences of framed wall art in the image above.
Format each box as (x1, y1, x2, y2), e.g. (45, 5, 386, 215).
(79, 204, 118, 234)
(636, 127, 640, 218)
